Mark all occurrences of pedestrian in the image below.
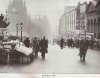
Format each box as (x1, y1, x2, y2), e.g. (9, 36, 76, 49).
(32, 37, 39, 57)
(24, 37, 30, 48)
(90, 39, 94, 50)
(79, 38, 89, 61)
(70, 38, 74, 48)
(67, 39, 70, 47)
(0, 14, 4, 22)
(60, 38, 64, 49)
(40, 36, 48, 59)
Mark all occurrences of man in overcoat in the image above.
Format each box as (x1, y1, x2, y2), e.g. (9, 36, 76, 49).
(79, 38, 89, 61)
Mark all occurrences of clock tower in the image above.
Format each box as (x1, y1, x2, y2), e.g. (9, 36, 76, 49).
(7, 0, 30, 35)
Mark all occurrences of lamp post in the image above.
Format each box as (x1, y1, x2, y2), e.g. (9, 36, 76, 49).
(20, 23, 23, 42)
(16, 23, 18, 37)
(84, 28, 86, 39)
(6, 10, 7, 20)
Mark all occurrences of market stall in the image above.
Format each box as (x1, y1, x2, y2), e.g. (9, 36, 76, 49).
(14, 43, 34, 64)
(0, 40, 34, 64)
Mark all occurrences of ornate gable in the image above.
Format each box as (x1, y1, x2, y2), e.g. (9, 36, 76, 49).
(87, 1, 96, 13)
(96, 0, 100, 10)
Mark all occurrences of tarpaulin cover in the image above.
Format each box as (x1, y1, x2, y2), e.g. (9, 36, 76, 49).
(15, 43, 33, 56)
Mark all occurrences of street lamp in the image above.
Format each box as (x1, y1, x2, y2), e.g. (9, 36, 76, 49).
(16, 23, 18, 37)
(84, 28, 87, 39)
(20, 23, 23, 42)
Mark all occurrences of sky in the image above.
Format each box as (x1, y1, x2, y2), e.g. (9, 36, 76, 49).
(0, 0, 92, 29)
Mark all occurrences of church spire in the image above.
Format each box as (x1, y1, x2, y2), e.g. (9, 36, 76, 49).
(24, 0, 26, 6)
(9, 0, 12, 5)
(8, 0, 12, 7)
(12, 0, 23, 6)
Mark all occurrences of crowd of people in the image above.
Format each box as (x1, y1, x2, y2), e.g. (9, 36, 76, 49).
(23, 36, 48, 59)
(58, 37, 100, 61)
(59, 38, 100, 50)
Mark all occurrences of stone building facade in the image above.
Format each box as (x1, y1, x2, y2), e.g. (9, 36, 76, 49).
(59, 6, 77, 38)
(86, 0, 100, 39)
(79, 2, 88, 36)
(59, 14, 66, 36)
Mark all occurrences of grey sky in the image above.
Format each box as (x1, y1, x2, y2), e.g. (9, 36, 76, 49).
(0, 0, 92, 28)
